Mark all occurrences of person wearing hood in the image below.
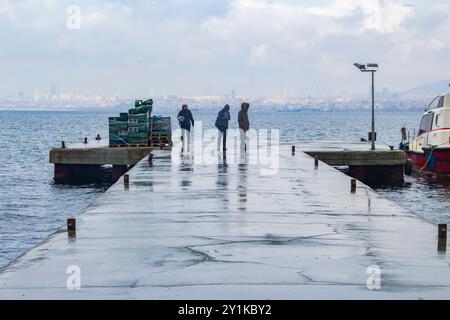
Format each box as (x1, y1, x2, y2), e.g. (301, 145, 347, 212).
(238, 102, 250, 152)
(177, 104, 194, 153)
(215, 104, 231, 154)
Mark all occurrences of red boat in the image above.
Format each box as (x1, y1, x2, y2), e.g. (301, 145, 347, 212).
(405, 93, 450, 176)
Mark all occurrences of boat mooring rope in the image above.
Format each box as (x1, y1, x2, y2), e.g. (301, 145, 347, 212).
(419, 148, 435, 171)
(418, 140, 450, 171)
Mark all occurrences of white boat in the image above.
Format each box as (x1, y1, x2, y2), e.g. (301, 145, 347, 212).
(406, 93, 450, 175)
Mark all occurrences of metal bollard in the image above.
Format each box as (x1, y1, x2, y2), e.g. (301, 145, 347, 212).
(67, 218, 76, 237)
(438, 224, 447, 239)
(314, 156, 319, 169)
(292, 146, 295, 155)
(438, 224, 447, 252)
(351, 179, 357, 193)
(61, 141, 66, 149)
(438, 238, 447, 252)
(148, 153, 154, 165)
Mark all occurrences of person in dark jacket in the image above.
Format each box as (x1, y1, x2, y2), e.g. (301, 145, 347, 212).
(238, 102, 250, 152)
(177, 104, 194, 153)
(215, 104, 231, 153)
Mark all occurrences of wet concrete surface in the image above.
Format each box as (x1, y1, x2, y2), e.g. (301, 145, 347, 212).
(0, 145, 449, 299)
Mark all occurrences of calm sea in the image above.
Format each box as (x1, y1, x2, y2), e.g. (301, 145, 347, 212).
(0, 109, 448, 268)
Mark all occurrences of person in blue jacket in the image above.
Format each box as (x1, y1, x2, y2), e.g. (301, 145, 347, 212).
(215, 104, 231, 154)
(177, 104, 194, 154)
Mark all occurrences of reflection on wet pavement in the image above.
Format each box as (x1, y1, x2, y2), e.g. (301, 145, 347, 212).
(0, 145, 449, 299)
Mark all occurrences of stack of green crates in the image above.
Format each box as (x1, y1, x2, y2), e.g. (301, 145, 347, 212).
(128, 112, 149, 145)
(109, 112, 129, 146)
(109, 99, 154, 146)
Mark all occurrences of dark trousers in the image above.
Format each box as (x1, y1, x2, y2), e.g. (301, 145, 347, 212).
(223, 129, 227, 153)
(218, 129, 227, 153)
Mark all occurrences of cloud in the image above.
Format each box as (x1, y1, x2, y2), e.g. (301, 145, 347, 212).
(0, 0, 449, 96)
(0, 1, 15, 18)
(249, 44, 269, 65)
(306, 0, 412, 33)
(430, 38, 444, 50)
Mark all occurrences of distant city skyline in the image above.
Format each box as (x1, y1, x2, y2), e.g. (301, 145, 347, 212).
(0, 86, 433, 112)
(1, 0, 450, 97)
(2, 76, 448, 103)
(2, 85, 396, 99)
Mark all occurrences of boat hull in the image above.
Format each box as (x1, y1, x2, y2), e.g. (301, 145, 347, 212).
(407, 148, 450, 175)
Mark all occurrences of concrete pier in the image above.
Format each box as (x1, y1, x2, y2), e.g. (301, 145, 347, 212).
(1, 145, 449, 299)
(50, 140, 152, 183)
(304, 141, 406, 185)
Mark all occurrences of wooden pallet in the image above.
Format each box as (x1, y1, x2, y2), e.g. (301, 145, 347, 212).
(149, 140, 173, 144)
(150, 139, 172, 144)
(109, 144, 129, 148)
(149, 134, 171, 139)
(149, 133, 172, 145)
(127, 143, 149, 148)
(149, 142, 173, 148)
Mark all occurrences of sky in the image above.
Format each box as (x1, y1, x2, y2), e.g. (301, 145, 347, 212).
(0, 0, 449, 97)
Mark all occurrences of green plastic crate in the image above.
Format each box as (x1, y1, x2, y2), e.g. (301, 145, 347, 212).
(109, 117, 128, 146)
(128, 123, 148, 133)
(119, 113, 128, 121)
(128, 113, 149, 125)
(128, 123, 149, 144)
(129, 105, 152, 115)
(150, 116, 172, 134)
(128, 134, 148, 144)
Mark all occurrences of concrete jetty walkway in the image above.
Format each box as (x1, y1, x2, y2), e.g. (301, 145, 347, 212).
(0, 145, 449, 299)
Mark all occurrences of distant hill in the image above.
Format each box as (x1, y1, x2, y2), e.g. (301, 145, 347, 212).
(402, 78, 450, 96)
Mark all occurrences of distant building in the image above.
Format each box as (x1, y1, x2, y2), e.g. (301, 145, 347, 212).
(381, 86, 391, 100)
(49, 83, 60, 100)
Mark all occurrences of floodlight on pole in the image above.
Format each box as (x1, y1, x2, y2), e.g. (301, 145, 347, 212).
(353, 63, 366, 70)
(354, 62, 378, 151)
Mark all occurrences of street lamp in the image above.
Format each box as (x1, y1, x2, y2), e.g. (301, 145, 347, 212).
(354, 62, 378, 151)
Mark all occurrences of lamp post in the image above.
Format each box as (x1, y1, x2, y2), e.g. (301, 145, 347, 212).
(354, 63, 378, 151)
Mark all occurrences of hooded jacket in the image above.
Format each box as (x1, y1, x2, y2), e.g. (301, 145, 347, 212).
(177, 108, 194, 130)
(238, 103, 250, 132)
(215, 106, 231, 132)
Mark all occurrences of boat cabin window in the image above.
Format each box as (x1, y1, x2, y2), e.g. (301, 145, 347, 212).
(427, 96, 441, 110)
(419, 113, 433, 135)
(437, 96, 444, 108)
